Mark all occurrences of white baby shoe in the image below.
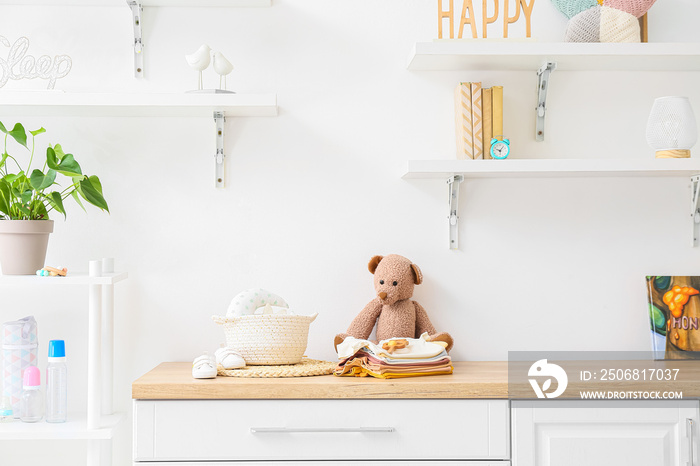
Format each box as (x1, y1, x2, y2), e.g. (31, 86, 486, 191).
(192, 352, 217, 379)
(215, 346, 246, 370)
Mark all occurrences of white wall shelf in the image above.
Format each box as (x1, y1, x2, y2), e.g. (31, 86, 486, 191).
(0, 92, 278, 187)
(404, 159, 700, 249)
(0, 413, 124, 440)
(0, 271, 128, 286)
(0, 259, 127, 466)
(407, 41, 700, 71)
(0, 92, 278, 118)
(0, 1, 270, 8)
(403, 158, 700, 179)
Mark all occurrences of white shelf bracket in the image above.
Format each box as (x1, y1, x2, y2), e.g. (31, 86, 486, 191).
(127, 1, 144, 78)
(214, 111, 226, 188)
(447, 174, 464, 250)
(535, 61, 556, 142)
(691, 175, 700, 247)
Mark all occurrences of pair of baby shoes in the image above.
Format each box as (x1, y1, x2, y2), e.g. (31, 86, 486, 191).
(192, 347, 246, 379)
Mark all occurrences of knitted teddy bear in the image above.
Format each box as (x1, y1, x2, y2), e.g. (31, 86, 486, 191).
(551, 0, 656, 42)
(334, 254, 454, 352)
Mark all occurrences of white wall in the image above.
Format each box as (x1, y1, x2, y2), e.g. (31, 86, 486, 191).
(0, 1, 699, 464)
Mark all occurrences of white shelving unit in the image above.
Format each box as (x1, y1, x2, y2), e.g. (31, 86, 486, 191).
(0, 259, 128, 466)
(407, 41, 700, 71)
(406, 40, 700, 249)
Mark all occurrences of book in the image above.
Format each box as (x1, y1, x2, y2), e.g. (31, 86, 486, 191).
(482, 87, 493, 159)
(646, 276, 700, 359)
(492, 85, 503, 143)
(454, 82, 473, 159)
(471, 82, 483, 159)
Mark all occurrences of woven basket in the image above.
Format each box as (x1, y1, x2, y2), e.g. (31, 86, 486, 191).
(212, 313, 317, 365)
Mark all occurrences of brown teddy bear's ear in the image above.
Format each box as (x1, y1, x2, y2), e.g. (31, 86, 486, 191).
(411, 263, 423, 285)
(368, 255, 383, 274)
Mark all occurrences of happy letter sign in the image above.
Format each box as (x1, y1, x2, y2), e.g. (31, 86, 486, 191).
(0, 36, 72, 90)
(438, 0, 535, 39)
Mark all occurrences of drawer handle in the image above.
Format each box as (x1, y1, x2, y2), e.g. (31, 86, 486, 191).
(250, 427, 395, 434)
(689, 419, 695, 466)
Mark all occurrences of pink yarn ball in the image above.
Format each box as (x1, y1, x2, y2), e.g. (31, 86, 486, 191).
(602, 0, 657, 18)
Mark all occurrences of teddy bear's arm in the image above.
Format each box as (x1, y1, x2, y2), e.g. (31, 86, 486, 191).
(345, 298, 383, 340)
(413, 300, 438, 335)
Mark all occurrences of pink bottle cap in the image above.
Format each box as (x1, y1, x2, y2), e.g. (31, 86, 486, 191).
(23, 366, 40, 388)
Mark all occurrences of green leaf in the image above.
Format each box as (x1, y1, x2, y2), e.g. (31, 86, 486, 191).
(29, 169, 57, 191)
(47, 191, 65, 218)
(47, 147, 81, 177)
(3, 173, 18, 184)
(0, 122, 6, 134)
(7, 123, 28, 149)
(30, 127, 46, 137)
(56, 154, 82, 177)
(53, 144, 65, 160)
(70, 189, 86, 213)
(0, 179, 11, 216)
(78, 176, 109, 212)
(46, 146, 58, 169)
(11, 186, 31, 204)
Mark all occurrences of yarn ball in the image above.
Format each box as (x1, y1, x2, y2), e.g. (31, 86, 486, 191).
(551, 0, 598, 19)
(552, 0, 654, 42)
(599, 6, 640, 42)
(603, 0, 657, 18)
(565, 6, 601, 42)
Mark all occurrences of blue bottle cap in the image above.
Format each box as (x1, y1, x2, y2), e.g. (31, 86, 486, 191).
(48, 340, 65, 358)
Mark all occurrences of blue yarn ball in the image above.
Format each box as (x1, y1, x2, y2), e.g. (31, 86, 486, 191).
(551, 0, 599, 19)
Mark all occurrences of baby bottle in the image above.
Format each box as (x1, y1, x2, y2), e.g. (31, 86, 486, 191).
(20, 366, 43, 423)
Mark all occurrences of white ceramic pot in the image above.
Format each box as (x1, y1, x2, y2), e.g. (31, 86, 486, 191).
(0, 220, 54, 275)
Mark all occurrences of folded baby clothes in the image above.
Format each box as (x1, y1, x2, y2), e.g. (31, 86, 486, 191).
(334, 333, 453, 379)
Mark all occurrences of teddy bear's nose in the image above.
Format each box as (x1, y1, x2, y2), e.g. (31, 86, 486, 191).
(379, 292, 387, 300)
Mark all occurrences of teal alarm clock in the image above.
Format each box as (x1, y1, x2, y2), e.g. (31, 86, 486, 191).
(490, 137, 510, 159)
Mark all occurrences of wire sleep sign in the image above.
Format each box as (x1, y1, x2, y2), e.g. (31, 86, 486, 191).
(0, 36, 72, 90)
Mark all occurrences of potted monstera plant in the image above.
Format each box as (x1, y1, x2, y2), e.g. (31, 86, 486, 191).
(0, 121, 108, 275)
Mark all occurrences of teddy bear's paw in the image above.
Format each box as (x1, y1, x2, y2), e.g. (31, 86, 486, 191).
(333, 334, 348, 352)
(429, 332, 455, 353)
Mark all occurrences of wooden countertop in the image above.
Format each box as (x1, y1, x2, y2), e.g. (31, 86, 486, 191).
(132, 361, 509, 399)
(132, 360, 700, 400)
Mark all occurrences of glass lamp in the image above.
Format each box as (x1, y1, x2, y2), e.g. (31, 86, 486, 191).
(646, 96, 698, 158)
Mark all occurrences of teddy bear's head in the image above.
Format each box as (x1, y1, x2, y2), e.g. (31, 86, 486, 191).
(368, 254, 422, 306)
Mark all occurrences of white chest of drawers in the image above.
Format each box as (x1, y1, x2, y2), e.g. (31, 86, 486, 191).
(132, 362, 511, 465)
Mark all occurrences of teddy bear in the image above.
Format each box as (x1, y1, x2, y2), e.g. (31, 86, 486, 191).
(334, 254, 454, 352)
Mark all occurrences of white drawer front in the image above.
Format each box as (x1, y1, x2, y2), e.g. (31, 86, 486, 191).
(134, 399, 509, 461)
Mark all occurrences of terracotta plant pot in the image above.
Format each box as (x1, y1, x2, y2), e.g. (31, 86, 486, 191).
(0, 220, 54, 275)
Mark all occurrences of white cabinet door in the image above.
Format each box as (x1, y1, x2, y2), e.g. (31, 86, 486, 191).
(512, 401, 699, 466)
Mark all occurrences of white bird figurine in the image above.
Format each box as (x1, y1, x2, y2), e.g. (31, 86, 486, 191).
(185, 44, 211, 90)
(212, 51, 234, 91)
